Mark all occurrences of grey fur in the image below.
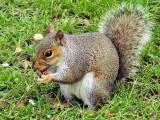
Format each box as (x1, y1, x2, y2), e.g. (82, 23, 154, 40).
(99, 3, 153, 81)
(33, 3, 153, 108)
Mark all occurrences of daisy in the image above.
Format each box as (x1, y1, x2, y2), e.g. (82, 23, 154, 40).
(2, 63, 9, 67)
(15, 48, 22, 52)
(47, 115, 51, 118)
(33, 33, 43, 40)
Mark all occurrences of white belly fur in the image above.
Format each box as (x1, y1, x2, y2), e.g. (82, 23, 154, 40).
(60, 72, 94, 106)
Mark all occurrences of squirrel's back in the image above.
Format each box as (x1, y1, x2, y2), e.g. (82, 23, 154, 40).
(99, 3, 153, 82)
(63, 32, 119, 81)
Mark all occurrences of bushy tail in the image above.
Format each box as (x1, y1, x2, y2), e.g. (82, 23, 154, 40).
(99, 3, 153, 82)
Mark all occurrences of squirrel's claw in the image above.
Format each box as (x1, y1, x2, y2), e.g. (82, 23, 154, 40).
(37, 75, 54, 84)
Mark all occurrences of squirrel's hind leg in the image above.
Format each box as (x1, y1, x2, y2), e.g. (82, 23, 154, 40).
(88, 75, 116, 110)
(80, 71, 115, 110)
(60, 72, 115, 110)
(60, 84, 74, 102)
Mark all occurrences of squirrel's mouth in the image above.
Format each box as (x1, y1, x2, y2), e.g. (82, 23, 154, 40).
(41, 66, 50, 73)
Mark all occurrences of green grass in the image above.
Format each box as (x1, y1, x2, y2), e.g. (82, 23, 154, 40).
(0, 0, 159, 119)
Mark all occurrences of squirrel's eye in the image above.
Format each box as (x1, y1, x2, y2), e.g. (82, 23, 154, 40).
(45, 50, 52, 57)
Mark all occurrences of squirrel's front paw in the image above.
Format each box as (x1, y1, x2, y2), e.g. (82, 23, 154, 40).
(34, 70, 42, 80)
(37, 75, 54, 84)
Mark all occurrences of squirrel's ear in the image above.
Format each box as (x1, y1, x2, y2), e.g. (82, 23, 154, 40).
(55, 30, 66, 46)
(46, 24, 54, 34)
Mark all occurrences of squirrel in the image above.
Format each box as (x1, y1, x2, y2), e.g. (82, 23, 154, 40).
(32, 3, 153, 109)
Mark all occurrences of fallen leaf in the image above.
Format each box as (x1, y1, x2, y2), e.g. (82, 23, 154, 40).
(61, 103, 70, 108)
(16, 101, 25, 109)
(108, 112, 114, 117)
(89, 111, 94, 116)
(0, 101, 9, 107)
(53, 103, 70, 109)
(36, 110, 41, 114)
(24, 61, 30, 70)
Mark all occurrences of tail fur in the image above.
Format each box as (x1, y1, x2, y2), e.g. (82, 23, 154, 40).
(99, 3, 153, 82)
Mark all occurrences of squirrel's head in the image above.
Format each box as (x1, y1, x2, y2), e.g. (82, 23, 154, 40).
(32, 24, 65, 72)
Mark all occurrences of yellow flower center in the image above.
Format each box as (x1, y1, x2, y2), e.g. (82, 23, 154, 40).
(36, 36, 41, 39)
(17, 48, 21, 52)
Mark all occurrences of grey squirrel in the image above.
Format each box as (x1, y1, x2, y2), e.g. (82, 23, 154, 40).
(32, 3, 153, 109)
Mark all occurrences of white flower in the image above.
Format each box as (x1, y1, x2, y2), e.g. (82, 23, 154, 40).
(29, 99, 36, 105)
(2, 63, 9, 67)
(47, 115, 51, 118)
(15, 48, 22, 52)
(33, 33, 43, 40)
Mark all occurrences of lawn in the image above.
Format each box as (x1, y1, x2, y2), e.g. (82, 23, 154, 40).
(0, 0, 159, 119)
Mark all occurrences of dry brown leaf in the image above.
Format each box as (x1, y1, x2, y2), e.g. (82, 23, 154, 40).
(24, 61, 31, 70)
(108, 113, 114, 117)
(61, 103, 70, 108)
(53, 103, 70, 109)
(0, 101, 9, 107)
(16, 101, 25, 109)
(89, 111, 94, 116)
(36, 110, 41, 114)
